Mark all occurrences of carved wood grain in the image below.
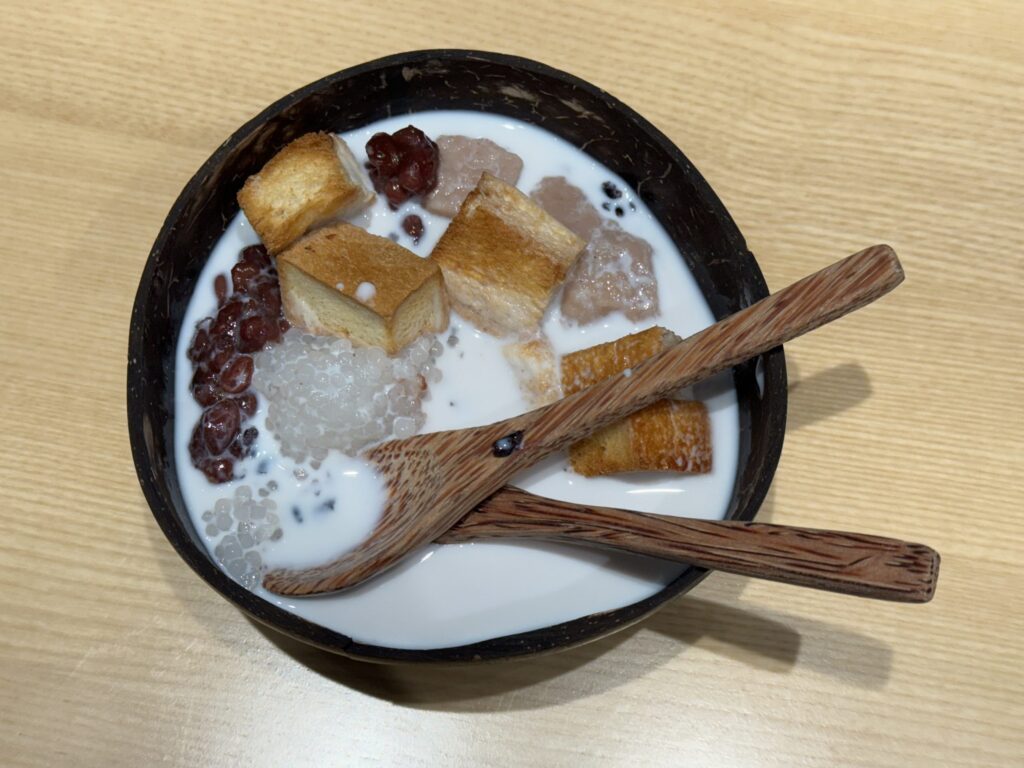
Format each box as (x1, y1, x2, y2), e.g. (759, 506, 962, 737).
(439, 488, 939, 603)
(263, 245, 905, 595)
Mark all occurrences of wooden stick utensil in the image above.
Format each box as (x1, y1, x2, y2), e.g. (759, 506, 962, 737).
(440, 488, 939, 602)
(264, 245, 906, 597)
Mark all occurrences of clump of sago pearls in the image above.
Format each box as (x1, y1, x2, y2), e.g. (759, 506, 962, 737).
(252, 330, 443, 462)
(202, 484, 282, 589)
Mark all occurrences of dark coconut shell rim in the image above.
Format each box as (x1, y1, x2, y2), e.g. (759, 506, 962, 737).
(128, 49, 787, 664)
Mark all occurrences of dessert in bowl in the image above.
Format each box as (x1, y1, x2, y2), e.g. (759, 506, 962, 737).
(129, 50, 786, 662)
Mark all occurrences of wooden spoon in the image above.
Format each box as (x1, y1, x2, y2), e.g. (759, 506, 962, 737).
(438, 488, 939, 602)
(264, 244, 904, 597)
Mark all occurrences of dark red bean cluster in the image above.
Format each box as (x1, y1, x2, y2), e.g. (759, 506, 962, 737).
(365, 126, 439, 209)
(187, 245, 288, 483)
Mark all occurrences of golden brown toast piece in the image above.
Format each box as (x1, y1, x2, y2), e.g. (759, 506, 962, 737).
(278, 223, 448, 354)
(502, 337, 562, 408)
(238, 132, 375, 254)
(561, 326, 712, 476)
(429, 173, 586, 337)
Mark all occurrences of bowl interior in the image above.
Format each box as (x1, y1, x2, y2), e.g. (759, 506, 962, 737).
(128, 50, 786, 662)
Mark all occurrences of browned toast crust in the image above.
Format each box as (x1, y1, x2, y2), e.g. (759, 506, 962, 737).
(429, 173, 585, 337)
(238, 132, 374, 254)
(561, 326, 712, 476)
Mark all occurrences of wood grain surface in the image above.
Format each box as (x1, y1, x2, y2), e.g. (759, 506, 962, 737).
(443, 487, 940, 602)
(267, 245, 904, 595)
(1, 1, 1021, 766)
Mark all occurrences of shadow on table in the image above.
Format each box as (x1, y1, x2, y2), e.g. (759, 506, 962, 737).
(251, 567, 893, 712)
(152, 360, 885, 711)
(786, 361, 873, 431)
(248, 361, 887, 709)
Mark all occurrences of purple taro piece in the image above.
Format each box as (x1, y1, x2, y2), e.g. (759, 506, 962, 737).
(560, 220, 660, 325)
(530, 175, 603, 239)
(423, 136, 524, 217)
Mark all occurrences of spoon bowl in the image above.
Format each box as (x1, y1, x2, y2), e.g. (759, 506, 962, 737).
(131, 50, 789, 661)
(264, 245, 905, 597)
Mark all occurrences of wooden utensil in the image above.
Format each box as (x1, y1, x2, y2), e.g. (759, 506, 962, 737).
(439, 487, 939, 602)
(263, 244, 904, 597)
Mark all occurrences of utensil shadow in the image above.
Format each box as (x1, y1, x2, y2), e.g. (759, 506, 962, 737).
(787, 361, 873, 431)
(249, 487, 892, 711)
(150, 361, 882, 710)
(251, 570, 892, 712)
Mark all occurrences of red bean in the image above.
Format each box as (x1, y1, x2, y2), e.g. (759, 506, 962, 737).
(191, 368, 220, 407)
(211, 301, 243, 341)
(203, 458, 234, 483)
(241, 244, 271, 270)
(367, 133, 401, 176)
(188, 326, 212, 363)
(399, 160, 423, 191)
(214, 274, 229, 306)
(216, 349, 240, 377)
(201, 399, 241, 456)
(235, 393, 258, 417)
(238, 315, 269, 353)
(219, 356, 253, 394)
(402, 214, 424, 242)
(186, 243, 285, 483)
(255, 282, 281, 316)
(188, 422, 204, 462)
(231, 260, 262, 294)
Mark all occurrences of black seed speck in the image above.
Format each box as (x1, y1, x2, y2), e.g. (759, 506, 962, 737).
(257, 460, 269, 474)
(492, 430, 524, 457)
(292, 506, 304, 523)
(318, 498, 336, 513)
(629, 201, 636, 211)
(388, 232, 400, 242)
(614, 206, 624, 217)
(601, 201, 612, 211)
(449, 401, 455, 407)
(602, 181, 623, 199)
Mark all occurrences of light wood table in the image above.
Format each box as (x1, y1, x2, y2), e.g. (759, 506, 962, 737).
(2, 2, 1020, 766)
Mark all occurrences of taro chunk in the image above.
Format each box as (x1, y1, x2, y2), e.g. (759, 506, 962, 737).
(560, 220, 659, 325)
(423, 136, 524, 217)
(530, 176, 602, 239)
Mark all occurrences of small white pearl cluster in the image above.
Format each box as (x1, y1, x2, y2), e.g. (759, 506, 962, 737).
(252, 330, 443, 461)
(202, 484, 281, 589)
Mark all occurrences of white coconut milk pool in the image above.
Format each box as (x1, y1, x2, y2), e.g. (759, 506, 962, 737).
(174, 111, 740, 649)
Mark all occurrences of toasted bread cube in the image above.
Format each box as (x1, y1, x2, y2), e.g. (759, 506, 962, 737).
(567, 400, 712, 476)
(238, 132, 374, 254)
(278, 223, 448, 354)
(502, 337, 562, 408)
(560, 326, 679, 392)
(561, 326, 712, 476)
(429, 173, 586, 337)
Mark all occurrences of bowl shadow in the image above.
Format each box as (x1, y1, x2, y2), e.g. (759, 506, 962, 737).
(249, 568, 893, 712)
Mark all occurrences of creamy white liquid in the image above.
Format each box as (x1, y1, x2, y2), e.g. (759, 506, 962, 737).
(174, 111, 740, 649)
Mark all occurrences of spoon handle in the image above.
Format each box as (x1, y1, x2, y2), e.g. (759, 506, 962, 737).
(495, 245, 903, 465)
(265, 245, 905, 597)
(440, 488, 940, 603)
